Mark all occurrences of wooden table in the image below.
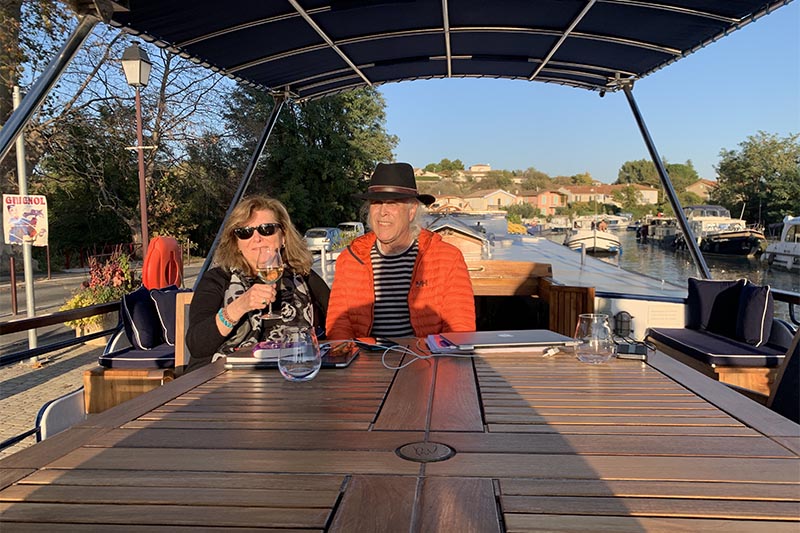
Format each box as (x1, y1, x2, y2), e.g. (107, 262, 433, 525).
(2, 345, 799, 531)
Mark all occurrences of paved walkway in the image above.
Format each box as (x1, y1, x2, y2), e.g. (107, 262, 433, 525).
(0, 343, 104, 459)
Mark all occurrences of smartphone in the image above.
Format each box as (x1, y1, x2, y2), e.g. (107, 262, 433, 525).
(321, 342, 359, 368)
(353, 337, 399, 351)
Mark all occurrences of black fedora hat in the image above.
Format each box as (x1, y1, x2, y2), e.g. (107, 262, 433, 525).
(354, 162, 435, 206)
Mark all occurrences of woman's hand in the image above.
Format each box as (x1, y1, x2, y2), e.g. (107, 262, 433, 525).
(227, 283, 277, 323)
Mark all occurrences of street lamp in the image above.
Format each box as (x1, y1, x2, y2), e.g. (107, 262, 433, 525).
(121, 42, 152, 255)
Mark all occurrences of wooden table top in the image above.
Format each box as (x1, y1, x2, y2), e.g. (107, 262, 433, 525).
(2, 344, 799, 532)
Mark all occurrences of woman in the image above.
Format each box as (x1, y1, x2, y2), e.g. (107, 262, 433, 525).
(186, 196, 327, 371)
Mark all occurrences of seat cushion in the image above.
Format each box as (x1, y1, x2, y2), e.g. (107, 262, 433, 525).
(736, 283, 773, 347)
(647, 327, 784, 367)
(686, 277, 745, 337)
(98, 344, 176, 369)
(150, 286, 192, 346)
(121, 286, 164, 350)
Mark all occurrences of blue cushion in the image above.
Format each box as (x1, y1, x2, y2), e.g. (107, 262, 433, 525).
(99, 344, 175, 369)
(736, 284, 774, 347)
(122, 286, 163, 350)
(686, 278, 745, 336)
(647, 327, 784, 367)
(149, 286, 191, 346)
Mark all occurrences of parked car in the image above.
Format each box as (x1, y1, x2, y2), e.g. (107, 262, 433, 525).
(337, 222, 365, 237)
(304, 227, 341, 252)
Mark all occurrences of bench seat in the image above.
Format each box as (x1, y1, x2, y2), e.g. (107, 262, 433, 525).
(647, 327, 785, 368)
(98, 344, 176, 369)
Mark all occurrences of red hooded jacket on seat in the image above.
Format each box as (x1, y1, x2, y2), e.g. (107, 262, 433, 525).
(326, 229, 476, 340)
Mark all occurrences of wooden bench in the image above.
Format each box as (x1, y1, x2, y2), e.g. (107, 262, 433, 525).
(83, 366, 174, 414)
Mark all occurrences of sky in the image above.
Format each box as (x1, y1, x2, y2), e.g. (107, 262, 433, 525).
(379, 2, 799, 184)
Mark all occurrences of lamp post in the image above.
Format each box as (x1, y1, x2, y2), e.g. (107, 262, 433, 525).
(121, 42, 152, 255)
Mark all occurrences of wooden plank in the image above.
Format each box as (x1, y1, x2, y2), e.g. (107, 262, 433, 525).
(0, 428, 109, 472)
(121, 419, 372, 431)
(501, 479, 800, 501)
(483, 415, 741, 426)
(373, 354, 433, 431)
(773, 436, 800, 455)
(418, 477, 500, 532)
(505, 514, 800, 533)
(501, 495, 800, 520)
(89, 429, 422, 451)
(430, 357, 483, 431)
(647, 350, 800, 438)
(0, 525, 311, 533)
(0, 502, 330, 528)
(0, 485, 340, 508)
(432, 432, 794, 457)
(466, 260, 551, 296)
(329, 476, 416, 532)
(83, 366, 174, 414)
(0, 469, 33, 492)
(48, 448, 421, 476)
(426, 454, 800, 483)
(174, 291, 193, 368)
(487, 424, 759, 436)
(19, 470, 344, 491)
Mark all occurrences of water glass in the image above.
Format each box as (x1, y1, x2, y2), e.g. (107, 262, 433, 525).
(574, 313, 615, 364)
(278, 327, 322, 382)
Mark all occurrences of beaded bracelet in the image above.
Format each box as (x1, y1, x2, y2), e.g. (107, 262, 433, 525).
(217, 307, 234, 329)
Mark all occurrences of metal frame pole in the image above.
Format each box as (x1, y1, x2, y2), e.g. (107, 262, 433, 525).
(0, 16, 98, 163)
(135, 86, 149, 254)
(622, 84, 711, 279)
(195, 95, 287, 286)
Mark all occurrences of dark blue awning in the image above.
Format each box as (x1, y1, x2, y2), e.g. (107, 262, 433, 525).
(81, 1, 791, 99)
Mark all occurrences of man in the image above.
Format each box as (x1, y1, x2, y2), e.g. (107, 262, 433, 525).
(326, 162, 475, 340)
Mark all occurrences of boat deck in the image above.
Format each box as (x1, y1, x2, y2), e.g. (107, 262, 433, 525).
(501, 236, 685, 300)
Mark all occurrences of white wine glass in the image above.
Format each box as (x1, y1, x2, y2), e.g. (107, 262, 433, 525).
(256, 247, 283, 319)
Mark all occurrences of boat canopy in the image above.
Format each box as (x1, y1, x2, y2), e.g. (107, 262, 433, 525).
(74, 0, 791, 100)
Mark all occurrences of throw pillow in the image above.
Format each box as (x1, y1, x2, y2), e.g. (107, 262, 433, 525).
(735, 283, 774, 347)
(686, 278, 745, 335)
(150, 286, 192, 346)
(122, 285, 164, 350)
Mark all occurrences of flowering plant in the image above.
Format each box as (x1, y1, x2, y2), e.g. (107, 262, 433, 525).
(61, 250, 139, 329)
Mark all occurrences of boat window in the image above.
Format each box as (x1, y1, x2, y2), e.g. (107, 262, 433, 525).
(787, 225, 799, 242)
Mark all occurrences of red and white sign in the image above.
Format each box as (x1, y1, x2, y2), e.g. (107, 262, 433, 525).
(3, 194, 49, 246)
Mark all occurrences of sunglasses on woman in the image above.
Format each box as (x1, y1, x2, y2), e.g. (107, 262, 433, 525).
(233, 222, 283, 240)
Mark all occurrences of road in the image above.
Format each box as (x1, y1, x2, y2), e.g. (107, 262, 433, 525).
(0, 260, 205, 357)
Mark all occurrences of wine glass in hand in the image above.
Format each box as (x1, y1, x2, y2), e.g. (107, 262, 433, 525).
(256, 247, 283, 319)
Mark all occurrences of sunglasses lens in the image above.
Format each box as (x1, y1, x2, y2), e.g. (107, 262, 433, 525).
(256, 223, 281, 237)
(233, 227, 255, 239)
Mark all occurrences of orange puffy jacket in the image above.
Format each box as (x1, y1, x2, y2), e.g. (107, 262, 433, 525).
(326, 229, 476, 340)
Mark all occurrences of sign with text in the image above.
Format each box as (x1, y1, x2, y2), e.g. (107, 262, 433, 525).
(3, 194, 49, 246)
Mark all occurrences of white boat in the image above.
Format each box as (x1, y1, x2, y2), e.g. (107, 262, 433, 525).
(764, 215, 800, 272)
(674, 205, 767, 257)
(563, 229, 621, 255)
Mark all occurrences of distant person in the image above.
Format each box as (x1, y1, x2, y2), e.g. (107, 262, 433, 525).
(186, 196, 328, 371)
(326, 162, 475, 340)
(597, 219, 608, 231)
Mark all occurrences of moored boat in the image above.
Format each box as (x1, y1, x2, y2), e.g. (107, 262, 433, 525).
(763, 215, 800, 272)
(563, 228, 621, 255)
(674, 205, 767, 257)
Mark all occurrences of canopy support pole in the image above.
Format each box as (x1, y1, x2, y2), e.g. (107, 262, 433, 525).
(0, 16, 98, 163)
(623, 84, 711, 279)
(195, 95, 287, 286)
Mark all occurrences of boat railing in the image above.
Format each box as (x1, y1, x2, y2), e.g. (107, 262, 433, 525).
(0, 302, 120, 367)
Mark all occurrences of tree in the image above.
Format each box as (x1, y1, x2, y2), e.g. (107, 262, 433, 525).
(617, 159, 658, 187)
(712, 131, 800, 227)
(222, 86, 397, 233)
(520, 166, 551, 190)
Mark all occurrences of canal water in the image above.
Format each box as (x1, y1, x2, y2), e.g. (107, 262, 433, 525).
(438, 214, 798, 322)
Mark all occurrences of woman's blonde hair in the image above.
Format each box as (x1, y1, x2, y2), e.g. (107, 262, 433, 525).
(215, 196, 312, 275)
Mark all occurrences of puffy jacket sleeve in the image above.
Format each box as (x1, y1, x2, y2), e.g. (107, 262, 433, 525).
(326, 252, 357, 341)
(440, 245, 476, 332)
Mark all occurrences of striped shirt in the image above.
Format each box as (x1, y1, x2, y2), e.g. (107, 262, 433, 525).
(370, 241, 418, 337)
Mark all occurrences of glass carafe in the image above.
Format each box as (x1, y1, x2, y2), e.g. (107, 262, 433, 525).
(574, 313, 615, 364)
